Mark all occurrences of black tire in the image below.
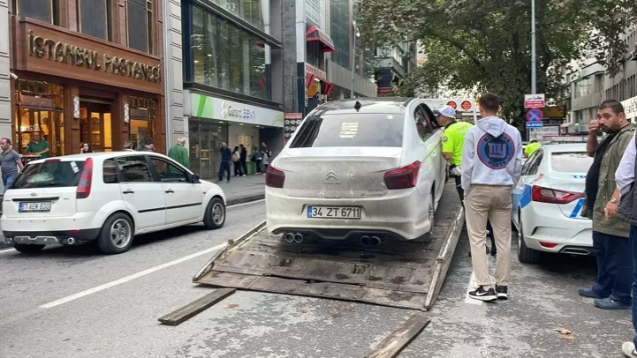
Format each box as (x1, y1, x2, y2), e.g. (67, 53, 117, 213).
(14, 244, 45, 254)
(97, 213, 135, 255)
(204, 197, 226, 229)
(517, 214, 541, 264)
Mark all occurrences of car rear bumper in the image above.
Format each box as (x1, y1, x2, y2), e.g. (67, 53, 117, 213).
(265, 186, 431, 240)
(2, 228, 101, 245)
(522, 208, 593, 254)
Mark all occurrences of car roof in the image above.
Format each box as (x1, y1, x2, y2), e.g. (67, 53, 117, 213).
(540, 143, 587, 153)
(310, 97, 413, 116)
(25, 151, 172, 164)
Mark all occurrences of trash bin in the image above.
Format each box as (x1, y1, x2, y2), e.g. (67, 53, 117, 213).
(247, 161, 256, 175)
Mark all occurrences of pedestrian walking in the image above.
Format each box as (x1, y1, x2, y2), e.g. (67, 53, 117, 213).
(578, 100, 633, 310)
(461, 93, 523, 302)
(251, 146, 263, 174)
(0, 138, 24, 193)
(239, 144, 248, 176)
(219, 142, 232, 182)
(612, 123, 637, 357)
(167, 137, 189, 169)
(139, 137, 155, 152)
(437, 105, 496, 256)
(261, 149, 269, 172)
(232, 146, 242, 176)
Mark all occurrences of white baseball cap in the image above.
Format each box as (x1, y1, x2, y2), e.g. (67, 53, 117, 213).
(438, 105, 456, 119)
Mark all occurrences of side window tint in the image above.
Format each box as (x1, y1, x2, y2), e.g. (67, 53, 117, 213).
(155, 158, 190, 183)
(103, 159, 118, 184)
(116, 156, 154, 183)
(414, 107, 432, 140)
(526, 151, 543, 175)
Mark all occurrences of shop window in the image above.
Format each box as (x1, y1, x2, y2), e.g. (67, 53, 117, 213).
(128, 97, 156, 150)
(13, 80, 65, 158)
(208, 0, 267, 31)
(189, 5, 271, 101)
(329, 0, 350, 69)
(77, 0, 113, 41)
(127, 0, 153, 53)
(13, 0, 60, 25)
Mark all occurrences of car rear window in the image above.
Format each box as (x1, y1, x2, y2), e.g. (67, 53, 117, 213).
(551, 152, 593, 173)
(12, 160, 85, 189)
(289, 114, 404, 148)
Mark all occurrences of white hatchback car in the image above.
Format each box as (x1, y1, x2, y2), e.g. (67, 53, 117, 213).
(266, 98, 447, 244)
(2, 152, 226, 255)
(512, 143, 593, 263)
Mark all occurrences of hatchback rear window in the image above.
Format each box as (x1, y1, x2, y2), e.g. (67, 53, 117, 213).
(289, 114, 404, 148)
(551, 152, 593, 173)
(12, 160, 85, 189)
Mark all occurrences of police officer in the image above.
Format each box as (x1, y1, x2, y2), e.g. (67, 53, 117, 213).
(524, 139, 542, 158)
(437, 105, 496, 256)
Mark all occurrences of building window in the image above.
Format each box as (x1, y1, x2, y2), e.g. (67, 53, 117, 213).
(13, 0, 60, 25)
(77, 0, 112, 41)
(330, 0, 350, 69)
(189, 5, 271, 101)
(209, 0, 267, 31)
(127, 0, 153, 53)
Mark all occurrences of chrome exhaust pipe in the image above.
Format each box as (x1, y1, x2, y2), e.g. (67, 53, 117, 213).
(562, 248, 591, 256)
(361, 235, 371, 246)
(370, 236, 381, 246)
(67, 237, 75, 245)
(284, 233, 295, 243)
(293, 233, 304, 243)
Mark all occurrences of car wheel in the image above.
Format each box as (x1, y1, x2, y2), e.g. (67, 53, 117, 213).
(204, 197, 226, 229)
(517, 213, 541, 264)
(14, 244, 45, 254)
(97, 213, 134, 255)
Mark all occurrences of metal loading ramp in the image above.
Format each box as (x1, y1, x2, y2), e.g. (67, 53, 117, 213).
(193, 181, 464, 311)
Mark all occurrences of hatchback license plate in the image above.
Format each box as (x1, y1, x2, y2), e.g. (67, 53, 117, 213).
(307, 206, 361, 219)
(19, 202, 52, 212)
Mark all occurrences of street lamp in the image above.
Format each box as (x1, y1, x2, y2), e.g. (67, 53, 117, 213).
(351, 21, 360, 98)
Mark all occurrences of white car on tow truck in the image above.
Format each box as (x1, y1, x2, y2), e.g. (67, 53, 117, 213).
(265, 97, 447, 244)
(512, 143, 593, 263)
(2, 152, 226, 255)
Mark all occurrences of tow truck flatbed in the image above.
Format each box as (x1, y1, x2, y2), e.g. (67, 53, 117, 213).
(193, 181, 464, 311)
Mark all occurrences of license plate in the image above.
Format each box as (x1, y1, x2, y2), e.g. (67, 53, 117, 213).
(307, 206, 361, 219)
(19, 202, 52, 212)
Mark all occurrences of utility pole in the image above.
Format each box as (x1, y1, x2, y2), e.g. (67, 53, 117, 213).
(531, 0, 537, 94)
(351, 22, 359, 98)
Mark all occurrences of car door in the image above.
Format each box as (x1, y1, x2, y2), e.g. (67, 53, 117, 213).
(150, 156, 203, 225)
(414, 105, 443, 200)
(512, 149, 544, 228)
(116, 155, 166, 230)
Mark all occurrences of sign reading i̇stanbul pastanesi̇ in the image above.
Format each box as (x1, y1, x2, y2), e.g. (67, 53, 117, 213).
(27, 31, 161, 83)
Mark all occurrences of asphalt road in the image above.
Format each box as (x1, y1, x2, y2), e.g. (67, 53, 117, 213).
(0, 200, 633, 358)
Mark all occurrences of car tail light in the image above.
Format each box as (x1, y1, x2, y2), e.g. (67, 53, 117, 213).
(384, 161, 421, 190)
(266, 165, 285, 188)
(76, 158, 93, 199)
(531, 185, 584, 204)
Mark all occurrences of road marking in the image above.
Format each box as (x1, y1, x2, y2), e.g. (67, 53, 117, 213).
(228, 199, 264, 208)
(39, 242, 228, 309)
(464, 271, 483, 305)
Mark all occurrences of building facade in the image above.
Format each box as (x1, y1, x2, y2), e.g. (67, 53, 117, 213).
(180, 0, 286, 177)
(605, 28, 637, 122)
(9, 0, 166, 156)
(0, 0, 10, 146)
(366, 42, 417, 97)
(564, 58, 605, 134)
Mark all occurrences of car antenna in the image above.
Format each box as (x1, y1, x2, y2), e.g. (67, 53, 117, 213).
(354, 100, 362, 112)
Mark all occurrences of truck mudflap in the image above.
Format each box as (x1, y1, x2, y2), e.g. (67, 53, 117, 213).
(193, 181, 464, 311)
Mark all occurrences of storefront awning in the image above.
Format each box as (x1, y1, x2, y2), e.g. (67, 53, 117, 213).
(306, 24, 335, 53)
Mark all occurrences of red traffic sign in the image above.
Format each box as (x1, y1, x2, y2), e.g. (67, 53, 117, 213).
(524, 94, 545, 109)
(526, 108, 543, 122)
(461, 101, 472, 111)
(447, 101, 457, 109)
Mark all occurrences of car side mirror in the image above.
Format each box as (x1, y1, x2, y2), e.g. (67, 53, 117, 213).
(190, 174, 200, 183)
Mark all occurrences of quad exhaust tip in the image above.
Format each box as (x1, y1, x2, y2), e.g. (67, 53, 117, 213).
(361, 235, 381, 247)
(283, 232, 304, 243)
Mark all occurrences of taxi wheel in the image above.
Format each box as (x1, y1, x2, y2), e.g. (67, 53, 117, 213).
(517, 214, 541, 264)
(14, 244, 45, 254)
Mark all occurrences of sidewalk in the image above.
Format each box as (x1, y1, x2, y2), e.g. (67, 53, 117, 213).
(215, 174, 265, 206)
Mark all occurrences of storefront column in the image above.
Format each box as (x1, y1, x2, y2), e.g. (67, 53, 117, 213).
(64, 86, 81, 155)
(155, 97, 167, 154)
(112, 93, 126, 152)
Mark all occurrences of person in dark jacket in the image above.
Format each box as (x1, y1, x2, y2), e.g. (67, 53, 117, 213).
(219, 142, 232, 182)
(251, 146, 263, 174)
(239, 144, 248, 176)
(232, 146, 242, 177)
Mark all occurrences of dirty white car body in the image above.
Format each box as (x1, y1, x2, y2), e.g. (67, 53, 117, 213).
(265, 98, 447, 243)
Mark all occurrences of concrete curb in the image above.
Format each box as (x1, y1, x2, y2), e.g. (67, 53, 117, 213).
(0, 194, 266, 250)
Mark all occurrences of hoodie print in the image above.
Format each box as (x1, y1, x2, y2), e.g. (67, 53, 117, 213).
(477, 132, 516, 169)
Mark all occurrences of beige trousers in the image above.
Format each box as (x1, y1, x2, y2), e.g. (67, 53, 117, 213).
(465, 185, 513, 288)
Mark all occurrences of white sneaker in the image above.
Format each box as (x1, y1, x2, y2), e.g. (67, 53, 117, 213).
(622, 342, 637, 357)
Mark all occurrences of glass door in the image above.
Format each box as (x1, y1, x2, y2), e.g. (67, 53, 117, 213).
(79, 101, 112, 153)
(188, 121, 201, 176)
(199, 123, 214, 179)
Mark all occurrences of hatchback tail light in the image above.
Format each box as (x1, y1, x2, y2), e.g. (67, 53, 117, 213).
(531, 185, 584, 204)
(76, 158, 93, 199)
(384, 161, 421, 190)
(266, 165, 285, 188)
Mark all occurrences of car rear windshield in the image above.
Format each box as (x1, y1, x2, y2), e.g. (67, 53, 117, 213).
(11, 160, 86, 189)
(289, 114, 404, 148)
(551, 152, 593, 173)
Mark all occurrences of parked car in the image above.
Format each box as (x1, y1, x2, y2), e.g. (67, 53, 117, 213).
(265, 97, 447, 244)
(512, 143, 593, 263)
(2, 152, 226, 255)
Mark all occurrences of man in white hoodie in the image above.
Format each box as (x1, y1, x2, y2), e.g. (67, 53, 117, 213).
(461, 93, 523, 302)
